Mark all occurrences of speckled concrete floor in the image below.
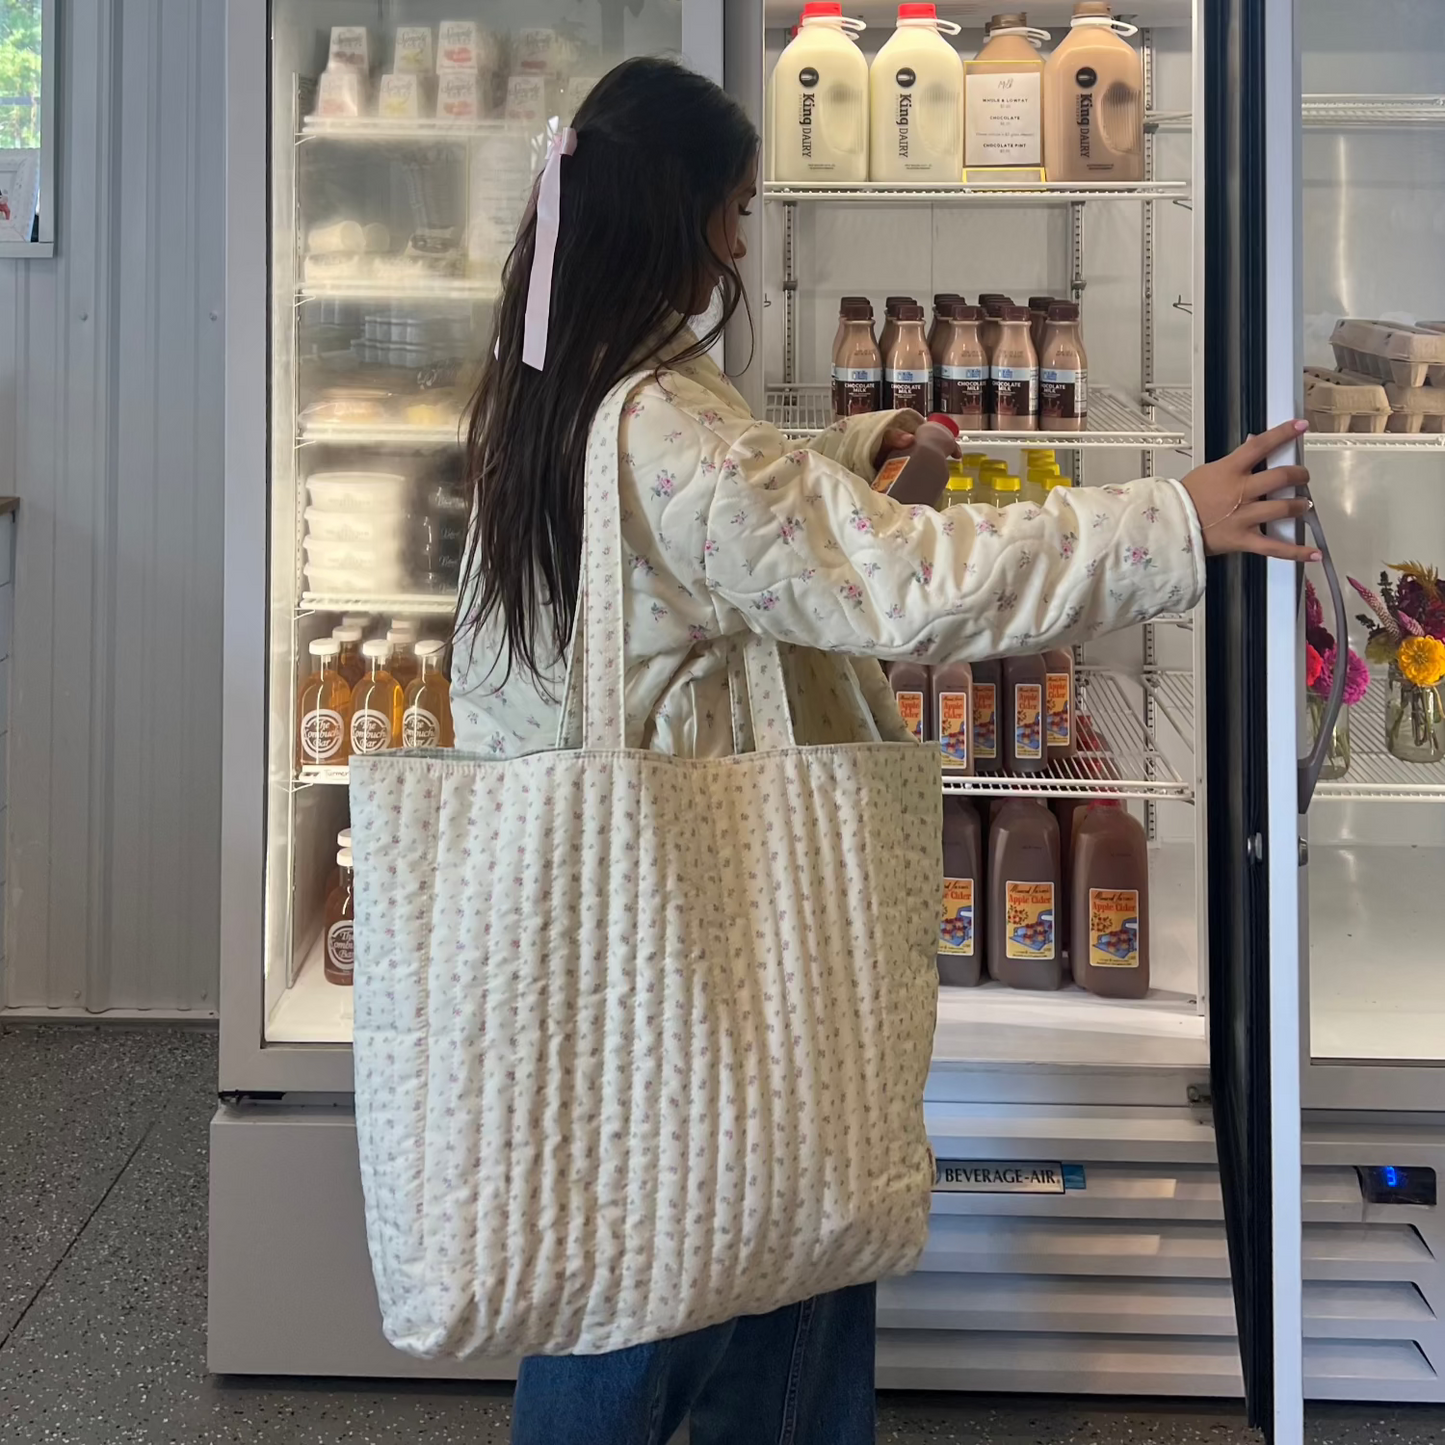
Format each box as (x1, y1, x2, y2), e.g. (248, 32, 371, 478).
(3, 1025, 1445, 1444)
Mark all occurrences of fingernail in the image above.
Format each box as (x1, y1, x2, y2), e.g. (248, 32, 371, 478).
(1296, 420, 1309, 433)
(1311, 551, 1323, 562)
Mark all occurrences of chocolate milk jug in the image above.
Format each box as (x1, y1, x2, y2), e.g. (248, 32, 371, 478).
(874, 413, 960, 506)
(1043, 1, 1143, 182)
(1042, 645, 1076, 761)
(1070, 800, 1149, 997)
(1039, 301, 1089, 429)
(971, 657, 1002, 774)
(939, 797, 984, 986)
(989, 798, 1063, 989)
(771, 3, 870, 184)
(932, 659, 973, 775)
(1003, 652, 1048, 773)
(990, 305, 1039, 430)
(885, 302, 933, 410)
(936, 303, 988, 427)
(887, 659, 930, 743)
(832, 296, 872, 416)
(835, 300, 883, 416)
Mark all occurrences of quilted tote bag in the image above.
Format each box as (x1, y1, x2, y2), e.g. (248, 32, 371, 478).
(349, 373, 941, 1360)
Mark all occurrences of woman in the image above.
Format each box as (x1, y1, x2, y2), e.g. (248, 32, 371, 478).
(453, 56, 1315, 1445)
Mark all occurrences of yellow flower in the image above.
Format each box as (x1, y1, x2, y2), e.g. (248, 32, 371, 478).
(1397, 635, 1445, 688)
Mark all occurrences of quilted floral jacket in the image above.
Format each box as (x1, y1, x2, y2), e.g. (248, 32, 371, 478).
(452, 339, 1206, 757)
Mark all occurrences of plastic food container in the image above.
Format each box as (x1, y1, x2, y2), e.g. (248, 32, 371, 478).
(304, 561, 411, 593)
(306, 472, 410, 510)
(1303, 367, 1391, 434)
(304, 507, 409, 544)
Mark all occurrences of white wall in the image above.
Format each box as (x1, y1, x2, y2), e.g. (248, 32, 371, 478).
(0, 0, 225, 1013)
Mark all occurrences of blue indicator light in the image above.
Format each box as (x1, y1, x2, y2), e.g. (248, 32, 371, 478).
(1384, 1165, 1400, 1188)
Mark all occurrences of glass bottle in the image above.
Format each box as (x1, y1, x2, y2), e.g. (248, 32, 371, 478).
(1386, 664, 1445, 765)
(992, 473, 1022, 508)
(323, 846, 355, 987)
(940, 460, 974, 510)
(332, 624, 366, 690)
(349, 639, 404, 755)
(403, 639, 455, 748)
(387, 628, 420, 691)
(298, 638, 351, 768)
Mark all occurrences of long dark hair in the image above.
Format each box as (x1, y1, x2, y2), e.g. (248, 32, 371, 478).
(457, 57, 758, 687)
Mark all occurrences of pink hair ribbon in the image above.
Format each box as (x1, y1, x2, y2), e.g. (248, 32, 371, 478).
(522, 122, 578, 371)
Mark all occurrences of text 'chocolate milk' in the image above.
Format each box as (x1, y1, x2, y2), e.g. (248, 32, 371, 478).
(990, 305, 1039, 430)
(939, 797, 984, 986)
(989, 798, 1063, 990)
(936, 303, 989, 427)
(832, 296, 872, 417)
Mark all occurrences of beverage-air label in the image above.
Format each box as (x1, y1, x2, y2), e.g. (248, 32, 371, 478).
(351, 707, 394, 755)
(1046, 671, 1072, 748)
(1088, 888, 1141, 968)
(841, 367, 883, 416)
(939, 364, 987, 416)
(1005, 880, 1055, 960)
(1014, 682, 1043, 760)
(1040, 366, 1088, 421)
(992, 365, 1038, 421)
(402, 706, 441, 748)
(301, 708, 345, 763)
(895, 690, 925, 743)
(326, 919, 355, 975)
(886, 368, 930, 411)
(938, 691, 970, 769)
(973, 683, 997, 759)
(940, 877, 975, 957)
(965, 68, 1043, 167)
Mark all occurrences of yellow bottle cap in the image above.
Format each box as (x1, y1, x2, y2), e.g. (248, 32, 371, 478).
(993, 473, 1021, 493)
(980, 459, 1008, 473)
(1024, 448, 1057, 463)
(1045, 474, 1073, 490)
(946, 459, 973, 491)
(961, 452, 989, 466)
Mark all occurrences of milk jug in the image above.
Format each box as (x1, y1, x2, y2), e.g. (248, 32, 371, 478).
(966, 14, 1051, 171)
(1043, 1, 1144, 182)
(869, 4, 964, 183)
(772, 4, 870, 183)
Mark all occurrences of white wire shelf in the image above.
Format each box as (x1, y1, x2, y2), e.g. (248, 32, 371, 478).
(1304, 429, 1445, 453)
(941, 667, 1192, 801)
(299, 277, 499, 303)
(300, 590, 458, 616)
(767, 384, 1189, 448)
(1316, 682, 1445, 803)
(1150, 96, 1445, 130)
(1144, 386, 1193, 430)
(299, 421, 464, 448)
(764, 180, 1188, 204)
(300, 115, 538, 143)
(1144, 668, 1195, 751)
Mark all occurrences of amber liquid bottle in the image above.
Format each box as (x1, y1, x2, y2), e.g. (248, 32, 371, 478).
(349, 639, 404, 755)
(323, 845, 355, 987)
(332, 624, 366, 690)
(403, 639, 454, 748)
(387, 628, 420, 691)
(298, 638, 351, 768)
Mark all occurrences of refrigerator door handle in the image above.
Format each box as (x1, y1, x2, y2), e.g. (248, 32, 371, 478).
(1296, 498, 1348, 814)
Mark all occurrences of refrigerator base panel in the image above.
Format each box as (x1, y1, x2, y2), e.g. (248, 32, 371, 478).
(209, 1109, 1445, 1398)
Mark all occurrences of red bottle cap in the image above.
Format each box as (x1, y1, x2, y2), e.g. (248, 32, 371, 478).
(899, 2, 939, 16)
(925, 413, 961, 437)
(801, 2, 845, 16)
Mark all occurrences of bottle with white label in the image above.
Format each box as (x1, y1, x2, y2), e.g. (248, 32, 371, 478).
(966, 14, 1050, 170)
(349, 639, 404, 755)
(834, 300, 883, 416)
(887, 660, 931, 744)
(831, 296, 872, 415)
(1042, 645, 1076, 762)
(932, 659, 974, 776)
(324, 845, 356, 987)
(771, 3, 870, 183)
(936, 302, 988, 426)
(990, 304, 1039, 430)
(1039, 300, 1089, 430)
(298, 638, 351, 769)
(869, 4, 965, 183)
(885, 302, 932, 410)
(402, 639, 454, 748)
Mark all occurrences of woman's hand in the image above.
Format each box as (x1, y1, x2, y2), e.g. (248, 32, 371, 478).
(1181, 418, 1321, 562)
(873, 427, 917, 469)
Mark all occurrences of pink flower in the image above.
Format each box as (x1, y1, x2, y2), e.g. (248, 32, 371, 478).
(1305, 644, 1323, 689)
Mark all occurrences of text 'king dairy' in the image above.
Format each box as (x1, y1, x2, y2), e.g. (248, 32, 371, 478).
(870, 4, 964, 182)
(1043, 1, 1144, 181)
(772, 4, 870, 183)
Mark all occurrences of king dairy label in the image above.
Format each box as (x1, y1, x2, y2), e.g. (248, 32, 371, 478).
(1046, 671, 1072, 749)
(973, 683, 997, 760)
(939, 877, 975, 957)
(896, 690, 925, 744)
(1088, 888, 1141, 968)
(938, 691, 970, 769)
(1005, 880, 1055, 960)
(1014, 682, 1043, 761)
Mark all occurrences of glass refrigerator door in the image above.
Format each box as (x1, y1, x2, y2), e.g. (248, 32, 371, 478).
(249, 0, 697, 1070)
(1295, 0, 1445, 1109)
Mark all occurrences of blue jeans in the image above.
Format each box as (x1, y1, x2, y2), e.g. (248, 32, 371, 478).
(510, 1283, 876, 1445)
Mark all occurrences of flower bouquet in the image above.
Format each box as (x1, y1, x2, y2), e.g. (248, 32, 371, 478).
(1350, 563, 1445, 765)
(1305, 579, 1367, 779)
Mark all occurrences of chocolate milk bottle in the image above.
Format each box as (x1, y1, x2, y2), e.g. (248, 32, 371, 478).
(1003, 652, 1048, 773)
(989, 798, 1063, 989)
(939, 797, 984, 987)
(885, 303, 932, 410)
(1028, 295, 1056, 354)
(835, 301, 884, 417)
(978, 294, 1011, 356)
(1043, 1, 1144, 182)
(928, 293, 962, 358)
(1039, 301, 1089, 430)
(878, 296, 912, 363)
(832, 296, 872, 417)
(1070, 800, 1149, 997)
(990, 305, 1039, 430)
(936, 303, 988, 427)
(887, 659, 930, 744)
(931, 659, 973, 775)
(1042, 645, 1076, 761)
(971, 657, 1002, 775)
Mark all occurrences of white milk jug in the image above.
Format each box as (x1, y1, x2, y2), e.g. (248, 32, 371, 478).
(771, 4, 869, 183)
(869, 3, 964, 183)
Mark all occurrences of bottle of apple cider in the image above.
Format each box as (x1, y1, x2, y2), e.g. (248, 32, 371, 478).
(886, 659, 931, 744)
(350, 638, 404, 755)
(323, 845, 355, 987)
(971, 657, 1002, 775)
(402, 639, 454, 748)
(332, 623, 366, 689)
(298, 638, 351, 768)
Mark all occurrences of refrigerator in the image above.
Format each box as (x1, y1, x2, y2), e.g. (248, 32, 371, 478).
(211, 0, 1445, 1434)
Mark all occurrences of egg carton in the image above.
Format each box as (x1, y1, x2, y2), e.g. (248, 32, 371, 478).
(1329, 318, 1445, 389)
(1303, 367, 1391, 434)
(1382, 380, 1445, 433)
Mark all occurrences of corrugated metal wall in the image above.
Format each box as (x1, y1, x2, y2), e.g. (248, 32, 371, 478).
(0, 0, 225, 1013)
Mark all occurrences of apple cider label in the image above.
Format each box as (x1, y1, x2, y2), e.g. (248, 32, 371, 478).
(1088, 888, 1141, 968)
(973, 683, 997, 760)
(938, 691, 970, 769)
(1005, 881, 1056, 961)
(1014, 682, 1043, 761)
(1046, 671, 1072, 749)
(895, 690, 925, 744)
(940, 878, 975, 957)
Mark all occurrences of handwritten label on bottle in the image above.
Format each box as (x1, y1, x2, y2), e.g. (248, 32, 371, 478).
(1046, 672, 1072, 749)
(895, 690, 925, 744)
(965, 69, 1043, 167)
(301, 708, 345, 763)
(940, 877, 975, 957)
(1005, 881, 1055, 960)
(1088, 888, 1140, 968)
(938, 691, 970, 769)
(973, 683, 997, 760)
(1014, 682, 1043, 761)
